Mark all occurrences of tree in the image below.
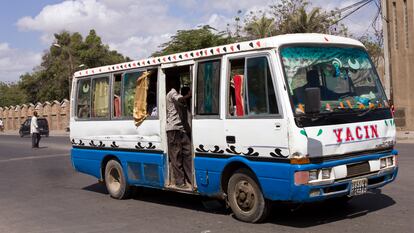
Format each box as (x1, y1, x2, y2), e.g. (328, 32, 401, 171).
(0, 82, 27, 106)
(18, 30, 130, 103)
(153, 25, 235, 56)
(242, 0, 349, 40)
(244, 13, 275, 39)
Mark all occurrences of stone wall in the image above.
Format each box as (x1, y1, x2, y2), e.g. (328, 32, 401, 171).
(0, 99, 70, 131)
(384, 0, 414, 130)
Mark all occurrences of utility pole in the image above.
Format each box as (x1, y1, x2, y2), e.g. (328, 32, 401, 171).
(381, 0, 392, 101)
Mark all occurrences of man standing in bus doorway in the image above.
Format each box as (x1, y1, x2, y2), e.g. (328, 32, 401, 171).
(31, 111, 41, 148)
(166, 78, 192, 189)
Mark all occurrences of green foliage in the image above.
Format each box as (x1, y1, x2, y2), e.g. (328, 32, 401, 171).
(152, 25, 235, 56)
(241, 0, 349, 40)
(359, 29, 383, 68)
(0, 82, 27, 106)
(18, 29, 130, 103)
(244, 13, 275, 39)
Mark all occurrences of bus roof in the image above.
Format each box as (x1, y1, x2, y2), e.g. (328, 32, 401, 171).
(73, 33, 364, 78)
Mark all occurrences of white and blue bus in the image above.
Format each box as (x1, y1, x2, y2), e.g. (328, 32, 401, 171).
(70, 33, 398, 223)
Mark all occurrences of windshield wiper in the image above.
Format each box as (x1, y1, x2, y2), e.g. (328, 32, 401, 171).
(332, 107, 356, 113)
(296, 113, 332, 122)
(358, 107, 377, 116)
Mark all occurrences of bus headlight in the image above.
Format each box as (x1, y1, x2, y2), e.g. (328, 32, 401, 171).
(321, 169, 331, 180)
(295, 168, 334, 185)
(309, 170, 318, 181)
(380, 156, 396, 170)
(380, 158, 387, 169)
(387, 157, 394, 166)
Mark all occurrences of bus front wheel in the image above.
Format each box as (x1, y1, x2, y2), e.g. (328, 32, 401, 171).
(227, 169, 269, 223)
(104, 160, 130, 200)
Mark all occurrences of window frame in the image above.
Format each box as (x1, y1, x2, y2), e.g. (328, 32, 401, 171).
(111, 72, 124, 120)
(110, 67, 160, 121)
(89, 75, 111, 121)
(74, 76, 92, 121)
(225, 51, 283, 119)
(193, 57, 222, 119)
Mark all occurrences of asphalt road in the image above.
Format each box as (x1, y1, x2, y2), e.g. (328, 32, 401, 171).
(0, 134, 412, 233)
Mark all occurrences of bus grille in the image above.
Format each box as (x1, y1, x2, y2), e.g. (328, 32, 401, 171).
(347, 161, 370, 178)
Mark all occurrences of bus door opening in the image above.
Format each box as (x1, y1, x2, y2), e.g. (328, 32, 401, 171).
(164, 65, 194, 190)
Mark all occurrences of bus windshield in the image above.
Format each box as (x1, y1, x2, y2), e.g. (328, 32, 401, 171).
(280, 46, 389, 116)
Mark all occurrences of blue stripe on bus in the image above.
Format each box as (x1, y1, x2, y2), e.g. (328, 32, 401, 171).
(194, 149, 398, 201)
(71, 147, 165, 188)
(71, 147, 398, 202)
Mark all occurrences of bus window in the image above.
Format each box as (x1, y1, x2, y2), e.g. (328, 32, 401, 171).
(91, 77, 110, 118)
(228, 56, 278, 117)
(246, 57, 278, 115)
(147, 70, 158, 117)
(228, 58, 245, 116)
(196, 60, 221, 115)
(76, 78, 91, 119)
(113, 74, 122, 118)
(121, 70, 158, 118)
(123, 71, 144, 117)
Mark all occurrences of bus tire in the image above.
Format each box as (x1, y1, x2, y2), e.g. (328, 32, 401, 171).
(227, 169, 269, 223)
(104, 159, 130, 200)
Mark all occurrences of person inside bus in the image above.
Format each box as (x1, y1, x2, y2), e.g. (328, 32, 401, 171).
(166, 77, 192, 189)
(293, 69, 338, 105)
(147, 92, 157, 117)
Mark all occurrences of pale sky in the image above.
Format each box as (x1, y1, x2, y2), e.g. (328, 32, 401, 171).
(0, 0, 381, 83)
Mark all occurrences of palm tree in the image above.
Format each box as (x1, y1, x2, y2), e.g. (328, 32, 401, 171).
(245, 14, 276, 39)
(280, 7, 331, 34)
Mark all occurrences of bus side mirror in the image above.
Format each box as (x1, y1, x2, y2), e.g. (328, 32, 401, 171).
(305, 88, 321, 114)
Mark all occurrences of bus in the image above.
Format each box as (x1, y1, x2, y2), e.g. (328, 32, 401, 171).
(70, 33, 398, 223)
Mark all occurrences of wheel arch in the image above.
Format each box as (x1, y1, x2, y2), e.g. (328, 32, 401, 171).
(220, 159, 261, 195)
(100, 154, 121, 181)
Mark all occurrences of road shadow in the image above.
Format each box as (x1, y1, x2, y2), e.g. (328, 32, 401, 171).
(82, 183, 395, 226)
(82, 182, 229, 215)
(83, 182, 109, 195)
(267, 189, 396, 227)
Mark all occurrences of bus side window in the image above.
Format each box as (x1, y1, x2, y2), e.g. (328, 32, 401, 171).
(122, 71, 143, 117)
(147, 70, 158, 117)
(228, 58, 245, 116)
(228, 56, 278, 117)
(91, 77, 110, 118)
(113, 74, 122, 118)
(196, 60, 221, 116)
(121, 70, 158, 119)
(76, 78, 91, 119)
(246, 57, 278, 115)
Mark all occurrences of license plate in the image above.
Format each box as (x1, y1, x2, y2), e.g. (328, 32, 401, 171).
(350, 178, 368, 196)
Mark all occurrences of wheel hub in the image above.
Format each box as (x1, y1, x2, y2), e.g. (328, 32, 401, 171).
(234, 180, 256, 211)
(108, 167, 121, 192)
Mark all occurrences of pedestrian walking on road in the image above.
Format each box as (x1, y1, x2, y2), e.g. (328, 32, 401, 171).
(31, 111, 41, 148)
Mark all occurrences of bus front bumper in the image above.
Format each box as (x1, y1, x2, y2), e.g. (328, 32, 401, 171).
(289, 166, 398, 202)
(286, 151, 398, 202)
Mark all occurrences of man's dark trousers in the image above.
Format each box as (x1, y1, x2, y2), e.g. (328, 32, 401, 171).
(167, 130, 192, 186)
(32, 133, 41, 148)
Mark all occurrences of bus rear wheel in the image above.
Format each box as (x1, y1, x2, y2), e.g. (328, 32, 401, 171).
(104, 160, 130, 199)
(227, 169, 269, 223)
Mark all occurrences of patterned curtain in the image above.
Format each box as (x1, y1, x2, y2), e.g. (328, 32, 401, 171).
(133, 71, 151, 127)
(93, 79, 109, 117)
